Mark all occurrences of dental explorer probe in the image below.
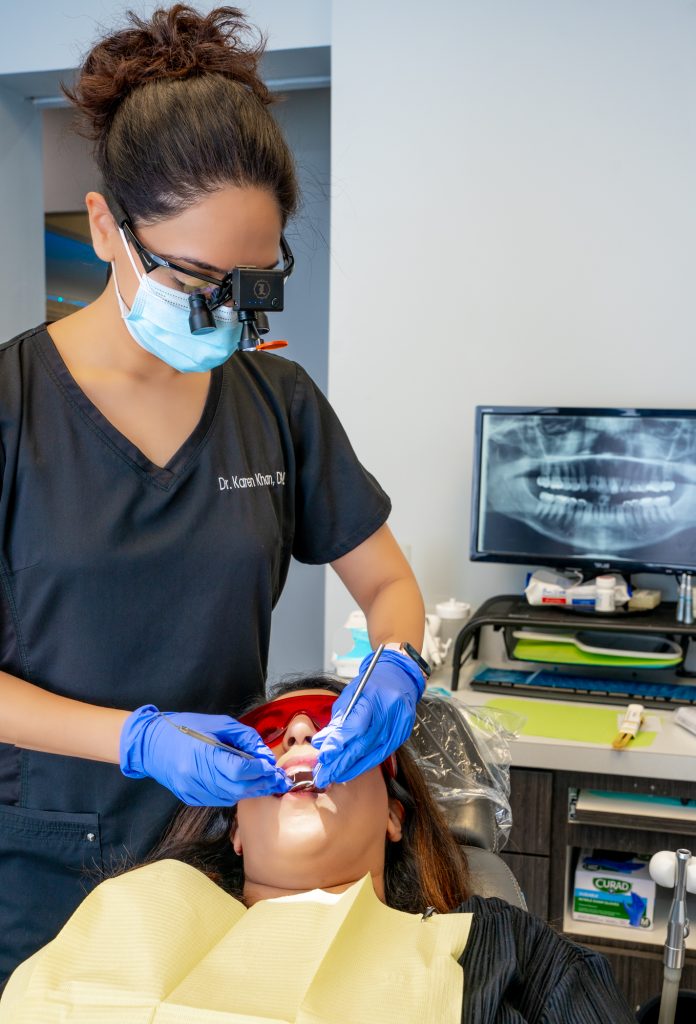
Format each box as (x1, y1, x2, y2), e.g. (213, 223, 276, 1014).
(157, 713, 257, 760)
(289, 644, 386, 792)
(341, 643, 386, 721)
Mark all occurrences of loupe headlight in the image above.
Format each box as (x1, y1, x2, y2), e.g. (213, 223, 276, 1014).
(187, 235, 294, 345)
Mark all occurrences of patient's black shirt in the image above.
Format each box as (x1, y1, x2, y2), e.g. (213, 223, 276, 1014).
(0, 324, 390, 979)
(457, 896, 636, 1023)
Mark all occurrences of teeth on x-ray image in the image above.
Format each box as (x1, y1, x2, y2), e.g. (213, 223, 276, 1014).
(478, 414, 696, 560)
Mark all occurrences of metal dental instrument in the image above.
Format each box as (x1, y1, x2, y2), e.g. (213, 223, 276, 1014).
(686, 575, 694, 627)
(677, 574, 687, 624)
(341, 642, 386, 720)
(649, 848, 696, 1024)
(157, 713, 257, 760)
(660, 849, 691, 1024)
(288, 774, 319, 792)
(289, 643, 387, 792)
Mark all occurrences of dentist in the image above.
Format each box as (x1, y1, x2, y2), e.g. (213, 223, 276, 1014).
(0, 4, 425, 979)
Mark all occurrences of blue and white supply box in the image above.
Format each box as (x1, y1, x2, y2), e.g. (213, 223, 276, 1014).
(572, 850, 655, 930)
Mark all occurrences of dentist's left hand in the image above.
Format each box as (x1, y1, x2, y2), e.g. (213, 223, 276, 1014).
(119, 705, 292, 805)
(311, 649, 426, 787)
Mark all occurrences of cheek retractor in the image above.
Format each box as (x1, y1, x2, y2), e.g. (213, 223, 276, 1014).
(288, 767, 319, 792)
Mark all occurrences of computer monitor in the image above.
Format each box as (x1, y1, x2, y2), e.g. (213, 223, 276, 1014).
(470, 406, 696, 575)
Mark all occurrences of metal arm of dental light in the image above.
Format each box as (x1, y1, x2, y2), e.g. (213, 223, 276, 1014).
(649, 850, 696, 1024)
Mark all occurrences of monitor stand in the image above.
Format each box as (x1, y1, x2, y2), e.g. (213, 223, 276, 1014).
(451, 594, 696, 690)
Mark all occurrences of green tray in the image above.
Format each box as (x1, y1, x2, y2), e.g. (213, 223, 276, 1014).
(512, 638, 682, 669)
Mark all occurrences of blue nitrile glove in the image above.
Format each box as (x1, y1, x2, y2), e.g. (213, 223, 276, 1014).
(311, 649, 426, 787)
(120, 705, 292, 805)
(622, 891, 647, 927)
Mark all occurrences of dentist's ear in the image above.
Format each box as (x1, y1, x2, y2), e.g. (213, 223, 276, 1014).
(85, 191, 121, 263)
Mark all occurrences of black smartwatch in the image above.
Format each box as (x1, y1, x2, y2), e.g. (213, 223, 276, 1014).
(385, 641, 432, 679)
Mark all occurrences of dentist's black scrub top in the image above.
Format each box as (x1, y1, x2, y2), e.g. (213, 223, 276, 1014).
(0, 323, 391, 980)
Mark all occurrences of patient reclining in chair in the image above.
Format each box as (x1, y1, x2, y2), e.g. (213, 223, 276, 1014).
(0, 677, 635, 1023)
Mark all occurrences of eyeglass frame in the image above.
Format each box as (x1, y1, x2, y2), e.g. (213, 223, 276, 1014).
(119, 219, 295, 313)
(239, 693, 338, 748)
(238, 692, 398, 780)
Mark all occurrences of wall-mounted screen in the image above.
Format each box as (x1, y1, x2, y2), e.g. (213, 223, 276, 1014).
(470, 406, 696, 575)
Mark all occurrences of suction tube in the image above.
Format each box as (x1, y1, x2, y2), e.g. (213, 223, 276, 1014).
(658, 968, 681, 1024)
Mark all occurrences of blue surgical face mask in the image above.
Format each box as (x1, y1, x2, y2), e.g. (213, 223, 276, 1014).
(112, 227, 242, 373)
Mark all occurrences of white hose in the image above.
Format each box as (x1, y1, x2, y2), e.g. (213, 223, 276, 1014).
(657, 967, 681, 1024)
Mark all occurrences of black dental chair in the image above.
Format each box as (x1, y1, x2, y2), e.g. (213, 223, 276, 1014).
(410, 695, 527, 910)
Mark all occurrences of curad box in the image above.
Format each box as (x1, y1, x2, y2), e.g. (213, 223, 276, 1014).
(572, 849, 655, 931)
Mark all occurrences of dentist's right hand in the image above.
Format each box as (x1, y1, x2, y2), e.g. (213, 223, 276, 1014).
(119, 705, 292, 805)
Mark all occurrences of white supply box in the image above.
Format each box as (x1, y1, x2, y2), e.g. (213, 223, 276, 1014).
(572, 849, 655, 931)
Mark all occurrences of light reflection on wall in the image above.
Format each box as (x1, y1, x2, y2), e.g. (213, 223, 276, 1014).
(45, 213, 105, 321)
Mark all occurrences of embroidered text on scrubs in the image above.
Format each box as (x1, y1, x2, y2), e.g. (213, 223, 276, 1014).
(219, 472, 286, 490)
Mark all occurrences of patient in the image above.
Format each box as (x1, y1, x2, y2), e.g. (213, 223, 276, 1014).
(0, 677, 635, 1023)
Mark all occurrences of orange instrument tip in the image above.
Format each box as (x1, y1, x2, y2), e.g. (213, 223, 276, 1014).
(256, 340, 288, 351)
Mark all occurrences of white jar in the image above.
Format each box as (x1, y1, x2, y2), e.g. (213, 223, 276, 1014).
(594, 575, 616, 613)
(435, 598, 471, 667)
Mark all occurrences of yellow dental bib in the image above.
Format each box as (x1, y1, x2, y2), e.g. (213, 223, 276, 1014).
(0, 859, 471, 1024)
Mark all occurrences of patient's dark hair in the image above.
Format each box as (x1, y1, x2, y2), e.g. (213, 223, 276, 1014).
(144, 676, 471, 914)
(62, 4, 298, 227)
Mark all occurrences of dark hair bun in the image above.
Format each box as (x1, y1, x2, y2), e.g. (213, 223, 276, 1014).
(63, 4, 271, 141)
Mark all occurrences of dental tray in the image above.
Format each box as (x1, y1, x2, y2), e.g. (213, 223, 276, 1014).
(511, 629, 683, 668)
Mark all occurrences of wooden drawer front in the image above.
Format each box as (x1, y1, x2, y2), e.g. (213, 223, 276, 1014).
(500, 852, 549, 920)
(507, 768, 553, 855)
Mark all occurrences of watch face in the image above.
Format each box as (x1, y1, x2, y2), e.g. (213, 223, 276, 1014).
(402, 641, 432, 678)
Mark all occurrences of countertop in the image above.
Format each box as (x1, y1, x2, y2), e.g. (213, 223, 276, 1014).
(427, 664, 696, 781)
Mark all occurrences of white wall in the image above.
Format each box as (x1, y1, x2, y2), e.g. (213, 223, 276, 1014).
(326, 0, 696, 657)
(0, 86, 45, 341)
(43, 108, 99, 212)
(265, 87, 331, 681)
(0, 1, 329, 75)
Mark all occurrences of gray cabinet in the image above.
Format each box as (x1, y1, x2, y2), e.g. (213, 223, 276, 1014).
(504, 765, 696, 1012)
(501, 767, 553, 918)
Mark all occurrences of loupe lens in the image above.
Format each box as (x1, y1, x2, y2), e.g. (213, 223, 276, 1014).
(188, 294, 216, 335)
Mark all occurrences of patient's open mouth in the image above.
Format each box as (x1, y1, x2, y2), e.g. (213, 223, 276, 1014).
(287, 767, 316, 788)
(280, 763, 324, 795)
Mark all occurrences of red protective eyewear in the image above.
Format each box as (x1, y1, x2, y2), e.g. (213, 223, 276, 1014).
(239, 692, 397, 779)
